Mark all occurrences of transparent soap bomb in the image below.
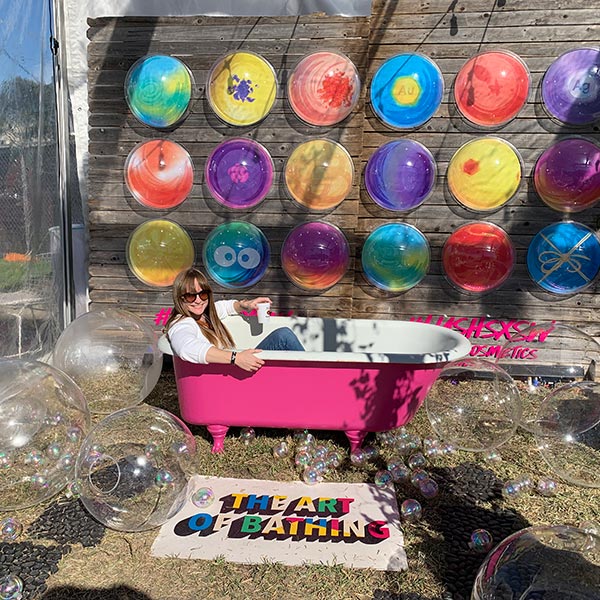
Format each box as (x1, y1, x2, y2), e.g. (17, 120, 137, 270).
(472, 525, 600, 600)
(496, 322, 600, 433)
(75, 405, 195, 531)
(535, 381, 600, 488)
(425, 358, 520, 452)
(0, 359, 90, 511)
(52, 309, 163, 415)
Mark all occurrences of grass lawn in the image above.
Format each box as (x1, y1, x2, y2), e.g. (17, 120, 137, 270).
(7, 366, 600, 600)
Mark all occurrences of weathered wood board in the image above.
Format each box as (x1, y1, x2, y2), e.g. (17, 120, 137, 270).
(87, 4, 600, 354)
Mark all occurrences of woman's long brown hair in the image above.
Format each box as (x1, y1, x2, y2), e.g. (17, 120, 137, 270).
(165, 267, 235, 349)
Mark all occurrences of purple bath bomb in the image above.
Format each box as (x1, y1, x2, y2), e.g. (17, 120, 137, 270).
(281, 221, 350, 290)
(365, 140, 437, 211)
(541, 48, 600, 126)
(534, 137, 600, 213)
(205, 138, 274, 209)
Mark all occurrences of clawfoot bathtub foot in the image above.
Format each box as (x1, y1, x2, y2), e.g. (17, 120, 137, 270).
(207, 424, 229, 453)
(345, 430, 367, 452)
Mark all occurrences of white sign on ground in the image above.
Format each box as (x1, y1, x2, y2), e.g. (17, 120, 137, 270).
(152, 475, 406, 571)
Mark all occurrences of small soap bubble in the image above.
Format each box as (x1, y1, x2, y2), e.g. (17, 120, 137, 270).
(310, 459, 328, 474)
(407, 434, 422, 451)
(410, 468, 429, 488)
(389, 463, 411, 482)
(272, 441, 290, 459)
(536, 476, 558, 497)
(400, 499, 422, 523)
(191, 487, 215, 508)
(24, 450, 45, 466)
(374, 469, 392, 488)
(0, 574, 23, 600)
(483, 449, 502, 463)
(66, 480, 81, 499)
(363, 445, 379, 461)
(469, 529, 493, 553)
(67, 426, 83, 443)
(293, 430, 315, 446)
(240, 427, 256, 445)
(502, 479, 524, 499)
(326, 451, 342, 469)
(302, 466, 321, 485)
(579, 520, 600, 536)
(144, 442, 160, 458)
(313, 445, 328, 459)
(171, 441, 190, 455)
(295, 451, 311, 467)
(419, 477, 439, 499)
(155, 469, 174, 487)
(441, 442, 456, 455)
(350, 448, 367, 466)
(396, 440, 412, 456)
(46, 442, 61, 459)
(0, 517, 23, 542)
(407, 452, 426, 469)
(0, 452, 11, 469)
(514, 474, 534, 492)
(377, 431, 394, 445)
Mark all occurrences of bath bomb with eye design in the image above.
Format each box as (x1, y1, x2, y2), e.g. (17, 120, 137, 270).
(442, 222, 515, 293)
(370, 53, 444, 129)
(361, 223, 430, 292)
(125, 140, 194, 209)
(284, 139, 354, 210)
(207, 51, 277, 126)
(454, 51, 530, 127)
(202, 222, 270, 289)
(527, 221, 600, 295)
(541, 47, 600, 126)
(533, 137, 600, 213)
(447, 137, 522, 212)
(365, 139, 436, 211)
(205, 138, 274, 209)
(125, 55, 193, 129)
(281, 222, 350, 291)
(126, 219, 195, 287)
(287, 51, 361, 126)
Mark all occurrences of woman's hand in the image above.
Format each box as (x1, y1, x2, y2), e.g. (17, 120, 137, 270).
(239, 297, 273, 312)
(234, 348, 264, 372)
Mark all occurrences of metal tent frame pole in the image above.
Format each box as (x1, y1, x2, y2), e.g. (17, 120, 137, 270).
(50, 0, 75, 328)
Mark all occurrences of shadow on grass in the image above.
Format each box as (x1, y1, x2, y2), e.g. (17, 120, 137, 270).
(41, 586, 152, 600)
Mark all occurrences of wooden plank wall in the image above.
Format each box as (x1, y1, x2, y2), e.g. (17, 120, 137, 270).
(87, 15, 370, 322)
(358, 0, 600, 339)
(87, 3, 600, 341)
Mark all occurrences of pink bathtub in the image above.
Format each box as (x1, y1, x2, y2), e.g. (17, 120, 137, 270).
(159, 316, 471, 452)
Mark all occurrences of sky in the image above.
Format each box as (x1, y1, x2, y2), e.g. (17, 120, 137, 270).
(0, 0, 52, 83)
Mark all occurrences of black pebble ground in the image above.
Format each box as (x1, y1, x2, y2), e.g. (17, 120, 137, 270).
(0, 541, 70, 600)
(27, 499, 106, 548)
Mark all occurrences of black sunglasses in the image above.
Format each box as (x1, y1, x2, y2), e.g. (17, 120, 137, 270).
(181, 290, 210, 303)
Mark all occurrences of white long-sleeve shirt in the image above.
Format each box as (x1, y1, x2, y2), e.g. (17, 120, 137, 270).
(168, 299, 238, 364)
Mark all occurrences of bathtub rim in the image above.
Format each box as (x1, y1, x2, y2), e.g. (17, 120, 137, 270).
(159, 317, 471, 365)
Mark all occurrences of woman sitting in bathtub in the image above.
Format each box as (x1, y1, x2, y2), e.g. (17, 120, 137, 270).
(165, 267, 304, 372)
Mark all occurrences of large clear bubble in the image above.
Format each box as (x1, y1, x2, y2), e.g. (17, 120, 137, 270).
(75, 405, 196, 532)
(0, 359, 90, 511)
(496, 322, 600, 433)
(535, 381, 600, 488)
(425, 358, 520, 452)
(52, 309, 163, 415)
(472, 525, 600, 600)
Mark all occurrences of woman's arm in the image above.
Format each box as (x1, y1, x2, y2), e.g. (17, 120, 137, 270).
(233, 296, 273, 313)
(205, 346, 264, 372)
